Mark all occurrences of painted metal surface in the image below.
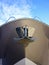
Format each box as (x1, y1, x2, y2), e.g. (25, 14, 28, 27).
(0, 18, 49, 65)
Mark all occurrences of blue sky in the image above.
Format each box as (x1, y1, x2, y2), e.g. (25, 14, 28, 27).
(0, 0, 49, 26)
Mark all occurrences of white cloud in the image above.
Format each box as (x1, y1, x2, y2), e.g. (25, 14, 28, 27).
(0, 20, 5, 26)
(0, 1, 36, 26)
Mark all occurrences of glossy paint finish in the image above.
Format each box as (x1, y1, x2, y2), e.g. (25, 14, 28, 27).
(0, 18, 49, 65)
